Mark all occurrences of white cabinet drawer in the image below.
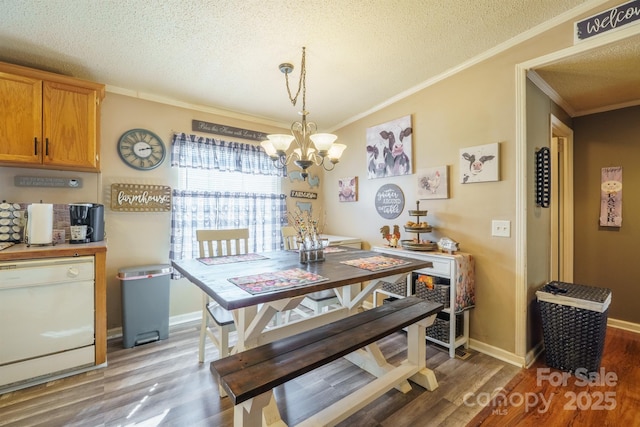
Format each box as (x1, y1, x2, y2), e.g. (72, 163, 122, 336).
(0, 256, 94, 288)
(415, 258, 451, 277)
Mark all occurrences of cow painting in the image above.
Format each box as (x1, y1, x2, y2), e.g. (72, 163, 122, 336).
(365, 115, 413, 179)
(459, 143, 500, 183)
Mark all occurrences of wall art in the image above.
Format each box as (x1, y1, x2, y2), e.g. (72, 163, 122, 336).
(338, 176, 358, 202)
(375, 184, 404, 219)
(600, 166, 622, 227)
(417, 166, 448, 199)
(110, 184, 172, 212)
(365, 115, 413, 179)
(459, 142, 499, 184)
(290, 190, 317, 200)
(192, 119, 267, 142)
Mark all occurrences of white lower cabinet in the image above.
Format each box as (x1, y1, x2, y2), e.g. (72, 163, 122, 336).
(372, 247, 475, 358)
(0, 256, 96, 391)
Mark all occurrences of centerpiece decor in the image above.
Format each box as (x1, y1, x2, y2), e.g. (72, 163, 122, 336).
(287, 209, 328, 263)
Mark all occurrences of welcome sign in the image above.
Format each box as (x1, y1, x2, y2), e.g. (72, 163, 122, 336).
(575, 0, 640, 42)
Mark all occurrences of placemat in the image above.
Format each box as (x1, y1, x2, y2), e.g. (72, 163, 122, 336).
(228, 268, 329, 295)
(340, 255, 410, 271)
(197, 253, 268, 265)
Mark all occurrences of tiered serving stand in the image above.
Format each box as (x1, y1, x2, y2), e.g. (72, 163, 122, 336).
(401, 202, 437, 251)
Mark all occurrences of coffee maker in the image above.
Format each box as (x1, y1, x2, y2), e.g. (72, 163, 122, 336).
(69, 203, 105, 243)
(88, 204, 105, 242)
(69, 203, 92, 244)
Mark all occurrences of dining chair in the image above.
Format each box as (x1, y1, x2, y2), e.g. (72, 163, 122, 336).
(196, 228, 249, 362)
(281, 225, 299, 252)
(281, 226, 341, 317)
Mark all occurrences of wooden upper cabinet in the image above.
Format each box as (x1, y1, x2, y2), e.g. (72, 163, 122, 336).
(0, 62, 105, 172)
(0, 72, 42, 164)
(43, 82, 99, 170)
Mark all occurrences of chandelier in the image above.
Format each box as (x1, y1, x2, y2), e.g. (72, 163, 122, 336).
(261, 47, 346, 180)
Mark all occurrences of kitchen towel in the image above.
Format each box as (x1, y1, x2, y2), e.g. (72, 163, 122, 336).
(27, 203, 53, 244)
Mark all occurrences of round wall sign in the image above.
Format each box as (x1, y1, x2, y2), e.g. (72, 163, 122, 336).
(375, 184, 405, 219)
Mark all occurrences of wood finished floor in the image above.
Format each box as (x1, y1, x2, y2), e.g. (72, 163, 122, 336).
(468, 326, 640, 426)
(2, 325, 637, 426)
(0, 321, 519, 427)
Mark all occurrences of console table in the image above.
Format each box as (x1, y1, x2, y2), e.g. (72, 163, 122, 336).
(372, 246, 475, 358)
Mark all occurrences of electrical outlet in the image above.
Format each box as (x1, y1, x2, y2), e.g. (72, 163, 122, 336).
(491, 220, 511, 237)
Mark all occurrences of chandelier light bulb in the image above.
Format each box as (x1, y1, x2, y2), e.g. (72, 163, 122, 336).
(328, 143, 347, 161)
(267, 134, 295, 152)
(260, 140, 278, 158)
(310, 133, 338, 153)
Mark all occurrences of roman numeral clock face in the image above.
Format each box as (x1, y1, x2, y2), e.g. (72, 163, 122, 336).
(117, 129, 166, 171)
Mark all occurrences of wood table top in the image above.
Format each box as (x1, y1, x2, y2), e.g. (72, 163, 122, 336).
(172, 247, 432, 310)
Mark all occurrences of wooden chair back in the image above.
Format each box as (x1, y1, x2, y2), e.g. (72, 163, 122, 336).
(281, 226, 299, 250)
(196, 228, 249, 258)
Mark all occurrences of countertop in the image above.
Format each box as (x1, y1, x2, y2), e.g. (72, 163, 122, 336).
(0, 240, 107, 261)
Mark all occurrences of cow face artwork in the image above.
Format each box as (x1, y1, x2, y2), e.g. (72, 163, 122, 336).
(459, 143, 500, 183)
(365, 115, 413, 179)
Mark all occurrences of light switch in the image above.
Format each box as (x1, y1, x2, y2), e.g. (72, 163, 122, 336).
(491, 220, 511, 237)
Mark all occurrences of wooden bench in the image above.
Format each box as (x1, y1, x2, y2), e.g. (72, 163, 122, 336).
(211, 296, 443, 427)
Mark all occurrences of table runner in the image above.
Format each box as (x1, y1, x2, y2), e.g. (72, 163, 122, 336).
(341, 255, 410, 272)
(323, 246, 348, 253)
(453, 253, 475, 312)
(228, 268, 329, 295)
(197, 253, 268, 266)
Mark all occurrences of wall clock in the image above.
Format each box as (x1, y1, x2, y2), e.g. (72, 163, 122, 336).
(117, 129, 166, 171)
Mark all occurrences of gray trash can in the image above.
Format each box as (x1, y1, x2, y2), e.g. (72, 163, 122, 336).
(118, 264, 172, 348)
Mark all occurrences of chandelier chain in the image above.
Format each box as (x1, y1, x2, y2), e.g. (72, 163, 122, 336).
(284, 47, 306, 109)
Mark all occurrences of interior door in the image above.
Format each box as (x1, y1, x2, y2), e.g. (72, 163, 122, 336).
(550, 119, 574, 282)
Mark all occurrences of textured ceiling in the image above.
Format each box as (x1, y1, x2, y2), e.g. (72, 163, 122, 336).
(533, 33, 640, 116)
(0, 0, 636, 129)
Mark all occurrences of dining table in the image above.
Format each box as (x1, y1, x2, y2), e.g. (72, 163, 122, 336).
(172, 246, 433, 353)
(172, 246, 436, 403)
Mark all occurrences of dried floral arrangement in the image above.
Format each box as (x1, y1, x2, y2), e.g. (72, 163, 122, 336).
(287, 209, 328, 261)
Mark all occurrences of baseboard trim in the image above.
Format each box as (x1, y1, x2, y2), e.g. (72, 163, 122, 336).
(524, 342, 544, 368)
(107, 310, 201, 340)
(468, 339, 525, 368)
(608, 317, 640, 333)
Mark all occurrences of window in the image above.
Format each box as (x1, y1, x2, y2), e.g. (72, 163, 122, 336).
(170, 133, 287, 265)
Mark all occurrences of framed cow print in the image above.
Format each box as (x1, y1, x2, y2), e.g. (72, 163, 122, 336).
(459, 143, 499, 184)
(365, 115, 413, 179)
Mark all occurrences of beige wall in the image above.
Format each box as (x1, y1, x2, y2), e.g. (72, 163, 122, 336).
(98, 94, 329, 329)
(1, 0, 633, 358)
(323, 26, 581, 355)
(325, 65, 520, 352)
(573, 106, 640, 323)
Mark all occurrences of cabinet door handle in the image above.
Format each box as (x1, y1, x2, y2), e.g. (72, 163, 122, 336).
(45, 138, 49, 156)
(34, 137, 38, 155)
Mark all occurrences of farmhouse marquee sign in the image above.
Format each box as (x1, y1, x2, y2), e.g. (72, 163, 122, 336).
(111, 183, 172, 212)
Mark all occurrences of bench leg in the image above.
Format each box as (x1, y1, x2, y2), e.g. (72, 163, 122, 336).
(234, 391, 286, 427)
(344, 345, 412, 393)
(405, 317, 439, 391)
(365, 345, 412, 393)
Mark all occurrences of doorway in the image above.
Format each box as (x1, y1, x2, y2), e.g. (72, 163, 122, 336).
(515, 24, 640, 361)
(550, 116, 574, 283)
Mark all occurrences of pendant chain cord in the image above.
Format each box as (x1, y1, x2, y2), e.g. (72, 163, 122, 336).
(284, 47, 307, 111)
